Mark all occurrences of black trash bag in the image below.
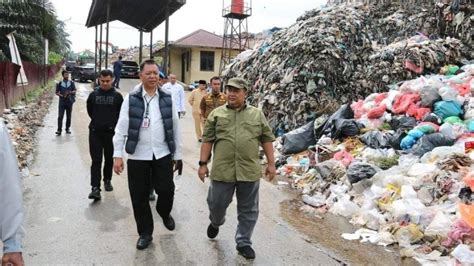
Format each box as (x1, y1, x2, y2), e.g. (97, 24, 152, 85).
(360, 131, 393, 149)
(420, 86, 441, 108)
(282, 120, 316, 154)
(317, 104, 354, 139)
(390, 116, 417, 131)
(332, 119, 364, 139)
(347, 162, 380, 184)
(411, 133, 456, 157)
(389, 129, 407, 150)
(422, 113, 443, 125)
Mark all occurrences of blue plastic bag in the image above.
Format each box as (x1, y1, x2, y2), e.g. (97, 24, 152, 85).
(401, 129, 425, 149)
(434, 101, 463, 119)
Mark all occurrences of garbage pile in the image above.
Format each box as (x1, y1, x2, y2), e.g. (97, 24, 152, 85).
(275, 64, 474, 264)
(2, 88, 54, 167)
(223, 2, 472, 132)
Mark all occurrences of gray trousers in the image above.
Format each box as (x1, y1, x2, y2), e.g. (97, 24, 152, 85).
(207, 180, 260, 247)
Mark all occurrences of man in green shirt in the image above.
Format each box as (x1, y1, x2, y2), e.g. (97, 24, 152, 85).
(198, 77, 276, 260)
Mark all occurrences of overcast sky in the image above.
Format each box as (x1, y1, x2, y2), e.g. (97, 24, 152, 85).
(50, 0, 327, 52)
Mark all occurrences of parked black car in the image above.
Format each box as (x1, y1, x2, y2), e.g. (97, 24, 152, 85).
(72, 63, 96, 82)
(65, 61, 77, 71)
(120, 60, 139, 78)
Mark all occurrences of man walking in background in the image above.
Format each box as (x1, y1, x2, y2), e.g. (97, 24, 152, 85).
(188, 80, 207, 142)
(55, 70, 76, 136)
(198, 77, 276, 260)
(162, 73, 186, 118)
(200, 77, 226, 123)
(112, 56, 123, 89)
(0, 120, 25, 266)
(87, 69, 124, 200)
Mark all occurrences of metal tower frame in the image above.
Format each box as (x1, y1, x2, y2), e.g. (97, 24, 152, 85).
(219, 0, 252, 76)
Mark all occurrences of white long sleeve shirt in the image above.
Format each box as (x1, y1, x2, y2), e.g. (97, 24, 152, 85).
(162, 82, 186, 113)
(113, 84, 183, 161)
(0, 121, 25, 253)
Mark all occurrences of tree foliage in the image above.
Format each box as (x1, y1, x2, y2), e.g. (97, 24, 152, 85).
(0, 0, 71, 64)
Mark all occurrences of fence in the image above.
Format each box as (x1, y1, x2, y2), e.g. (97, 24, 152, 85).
(0, 61, 63, 113)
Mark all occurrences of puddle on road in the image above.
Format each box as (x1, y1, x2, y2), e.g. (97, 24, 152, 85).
(271, 176, 418, 266)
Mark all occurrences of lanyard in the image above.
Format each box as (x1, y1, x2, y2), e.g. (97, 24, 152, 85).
(144, 94, 156, 118)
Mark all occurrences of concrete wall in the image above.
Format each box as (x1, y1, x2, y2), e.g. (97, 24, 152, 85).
(168, 47, 241, 84)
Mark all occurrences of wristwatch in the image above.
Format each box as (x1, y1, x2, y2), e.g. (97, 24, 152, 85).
(198, 161, 208, 166)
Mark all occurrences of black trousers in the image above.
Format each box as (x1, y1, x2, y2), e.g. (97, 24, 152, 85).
(112, 74, 121, 88)
(128, 154, 174, 236)
(89, 130, 114, 188)
(57, 102, 73, 131)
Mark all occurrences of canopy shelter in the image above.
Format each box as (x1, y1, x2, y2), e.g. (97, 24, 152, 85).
(85, 0, 186, 75)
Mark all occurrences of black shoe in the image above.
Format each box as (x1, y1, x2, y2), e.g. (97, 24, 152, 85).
(162, 215, 175, 231)
(207, 224, 219, 239)
(55, 130, 61, 136)
(65, 129, 71, 134)
(149, 192, 156, 201)
(104, 181, 113, 192)
(88, 187, 101, 200)
(237, 246, 256, 259)
(136, 235, 153, 250)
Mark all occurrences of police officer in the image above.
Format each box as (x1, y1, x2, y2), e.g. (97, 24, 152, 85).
(86, 69, 124, 200)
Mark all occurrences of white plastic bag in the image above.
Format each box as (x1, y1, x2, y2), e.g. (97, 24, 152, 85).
(407, 163, 437, 178)
(439, 86, 458, 101)
(424, 212, 452, 237)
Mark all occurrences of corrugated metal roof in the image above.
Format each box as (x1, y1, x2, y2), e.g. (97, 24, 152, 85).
(85, 0, 185, 32)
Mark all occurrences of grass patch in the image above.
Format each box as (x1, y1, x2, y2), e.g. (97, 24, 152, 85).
(22, 73, 61, 104)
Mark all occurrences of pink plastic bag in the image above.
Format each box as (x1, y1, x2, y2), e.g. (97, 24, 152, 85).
(374, 93, 387, 104)
(333, 150, 354, 167)
(351, 100, 366, 119)
(367, 104, 386, 119)
(393, 93, 421, 114)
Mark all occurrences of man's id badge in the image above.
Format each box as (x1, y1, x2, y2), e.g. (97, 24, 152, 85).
(142, 117, 150, 128)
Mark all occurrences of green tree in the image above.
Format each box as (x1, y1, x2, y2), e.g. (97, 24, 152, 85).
(0, 0, 71, 64)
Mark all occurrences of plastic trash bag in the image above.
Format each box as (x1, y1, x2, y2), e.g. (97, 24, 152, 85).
(389, 130, 407, 150)
(407, 163, 438, 177)
(367, 104, 386, 119)
(439, 123, 467, 140)
(424, 212, 452, 237)
(420, 146, 465, 163)
(443, 116, 464, 124)
(451, 244, 474, 264)
(434, 101, 463, 119)
(360, 131, 392, 149)
(332, 119, 364, 139)
(400, 129, 425, 150)
(390, 116, 417, 131)
(439, 86, 459, 101)
(422, 113, 442, 125)
(390, 198, 427, 221)
(392, 93, 421, 114)
(317, 104, 354, 139)
(419, 86, 440, 107)
(330, 195, 360, 218)
(347, 162, 381, 184)
(282, 120, 315, 154)
(412, 133, 456, 157)
(333, 150, 354, 167)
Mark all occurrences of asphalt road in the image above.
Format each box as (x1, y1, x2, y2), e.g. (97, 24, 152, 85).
(20, 78, 340, 265)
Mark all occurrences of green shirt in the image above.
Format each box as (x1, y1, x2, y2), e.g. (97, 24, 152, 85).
(202, 104, 275, 182)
